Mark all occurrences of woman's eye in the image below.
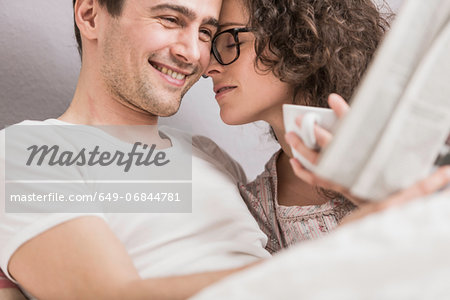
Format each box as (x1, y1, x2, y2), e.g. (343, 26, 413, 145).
(227, 42, 242, 48)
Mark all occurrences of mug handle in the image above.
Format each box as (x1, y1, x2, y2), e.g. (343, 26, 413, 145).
(299, 112, 321, 150)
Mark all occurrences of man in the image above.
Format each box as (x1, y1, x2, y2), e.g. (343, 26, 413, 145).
(0, 0, 270, 299)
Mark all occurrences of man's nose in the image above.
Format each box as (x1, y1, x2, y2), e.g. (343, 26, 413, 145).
(171, 29, 202, 64)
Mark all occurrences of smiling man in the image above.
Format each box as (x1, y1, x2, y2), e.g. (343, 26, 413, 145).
(66, 0, 217, 123)
(0, 0, 270, 299)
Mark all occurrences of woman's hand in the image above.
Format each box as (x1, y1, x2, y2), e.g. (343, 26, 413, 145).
(285, 93, 359, 200)
(285, 93, 450, 222)
(339, 166, 450, 224)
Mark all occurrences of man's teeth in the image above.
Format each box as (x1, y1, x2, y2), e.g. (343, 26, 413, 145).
(153, 64, 186, 80)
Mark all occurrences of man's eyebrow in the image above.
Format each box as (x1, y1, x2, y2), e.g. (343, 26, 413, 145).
(150, 4, 219, 28)
(204, 17, 219, 29)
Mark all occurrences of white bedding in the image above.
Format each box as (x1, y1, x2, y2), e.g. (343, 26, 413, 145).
(192, 189, 450, 300)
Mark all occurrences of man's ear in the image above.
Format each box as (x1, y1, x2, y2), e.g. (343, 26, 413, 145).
(74, 0, 100, 42)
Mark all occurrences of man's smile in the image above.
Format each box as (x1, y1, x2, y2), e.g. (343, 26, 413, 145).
(148, 60, 196, 87)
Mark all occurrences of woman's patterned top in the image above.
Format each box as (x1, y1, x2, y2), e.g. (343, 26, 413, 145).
(239, 150, 356, 254)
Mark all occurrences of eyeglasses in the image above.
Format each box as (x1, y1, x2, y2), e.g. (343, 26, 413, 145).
(211, 27, 252, 66)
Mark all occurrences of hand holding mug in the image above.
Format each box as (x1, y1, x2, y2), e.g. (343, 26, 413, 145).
(284, 93, 450, 223)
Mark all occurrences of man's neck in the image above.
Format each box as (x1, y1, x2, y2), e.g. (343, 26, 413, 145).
(59, 96, 159, 126)
(59, 71, 171, 148)
(60, 59, 160, 126)
(60, 90, 159, 126)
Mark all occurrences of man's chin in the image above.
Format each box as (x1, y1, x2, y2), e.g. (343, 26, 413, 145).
(157, 108, 179, 117)
(145, 102, 181, 118)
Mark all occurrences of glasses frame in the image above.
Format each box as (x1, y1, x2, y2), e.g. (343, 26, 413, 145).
(211, 27, 252, 66)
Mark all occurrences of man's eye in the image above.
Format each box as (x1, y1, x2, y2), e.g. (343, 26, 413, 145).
(199, 29, 213, 42)
(159, 16, 179, 25)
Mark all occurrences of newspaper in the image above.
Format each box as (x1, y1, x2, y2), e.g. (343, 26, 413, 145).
(313, 0, 450, 201)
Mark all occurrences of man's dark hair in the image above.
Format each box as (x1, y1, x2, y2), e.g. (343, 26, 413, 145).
(73, 0, 125, 57)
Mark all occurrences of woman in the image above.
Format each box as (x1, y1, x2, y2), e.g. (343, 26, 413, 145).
(205, 0, 391, 253)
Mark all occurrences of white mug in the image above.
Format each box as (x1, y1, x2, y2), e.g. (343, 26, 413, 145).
(283, 104, 338, 170)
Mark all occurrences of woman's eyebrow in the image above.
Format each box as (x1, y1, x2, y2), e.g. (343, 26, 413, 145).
(218, 22, 247, 29)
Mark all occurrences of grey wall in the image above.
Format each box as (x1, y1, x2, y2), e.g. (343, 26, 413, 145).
(0, 1, 79, 125)
(0, 0, 402, 180)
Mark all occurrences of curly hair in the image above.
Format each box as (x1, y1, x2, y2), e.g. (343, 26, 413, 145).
(245, 0, 392, 107)
(243, 0, 392, 201)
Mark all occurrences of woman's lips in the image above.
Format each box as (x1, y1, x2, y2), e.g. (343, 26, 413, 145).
(215, 86, 237, 100)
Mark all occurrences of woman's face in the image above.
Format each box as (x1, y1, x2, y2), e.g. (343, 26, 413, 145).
(204, 0, 294, 125)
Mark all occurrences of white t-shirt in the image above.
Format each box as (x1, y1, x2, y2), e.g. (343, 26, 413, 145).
(0, 120, 270, 288)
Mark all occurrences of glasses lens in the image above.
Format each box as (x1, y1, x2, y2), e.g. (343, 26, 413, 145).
(213, 32, 238, 65)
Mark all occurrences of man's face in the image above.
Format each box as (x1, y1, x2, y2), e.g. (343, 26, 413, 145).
(98, 0, 221, 117)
